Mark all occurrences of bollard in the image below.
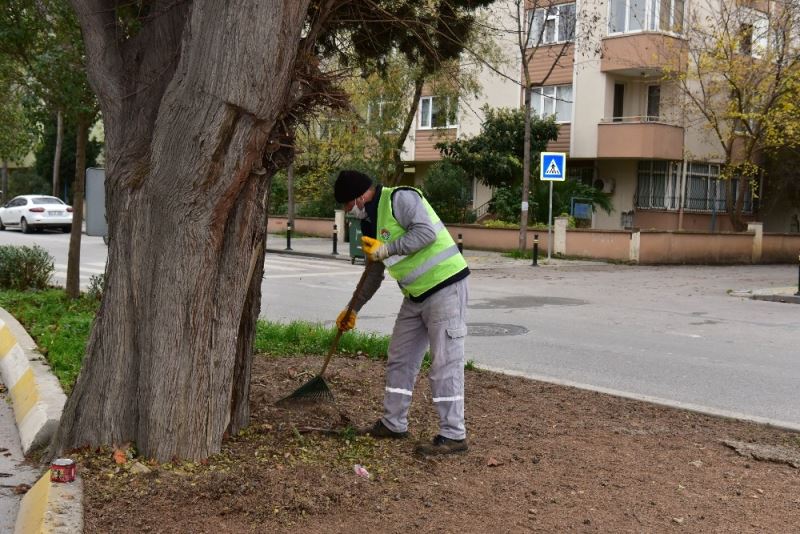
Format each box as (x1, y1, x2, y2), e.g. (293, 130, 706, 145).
(457, 233, 463, 253)
(796, 253, 800, 296)
(332, 224, 339, 255)
(285, 222, 293, 251)
(532, 234, 539, 267)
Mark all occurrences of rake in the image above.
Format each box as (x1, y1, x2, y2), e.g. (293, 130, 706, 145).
(277, 260, 371, 405)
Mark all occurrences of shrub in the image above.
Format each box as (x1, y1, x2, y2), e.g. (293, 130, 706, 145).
(422, 161, 474, 223)
(482, 219, 518, 229)
(87, 273, 106, 300)
(0, 245, 54, 290)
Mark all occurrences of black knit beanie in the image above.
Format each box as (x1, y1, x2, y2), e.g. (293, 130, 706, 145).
(334, 170, 373, 203)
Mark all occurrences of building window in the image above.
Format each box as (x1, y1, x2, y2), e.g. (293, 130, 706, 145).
(635, 160, 681, 209)
(685, 163, 723, 211)
(646, 85, 661, 121)
(738, 10, 769, 58)
(636, 161, 754, 213)
(419, 96, 458, 129)
(608, 0, 684, 35)
(528, 3, 576, 46)
(685, 162, 755, 213)
(530, 85, 573, 123)
(366, 100, 400, 132)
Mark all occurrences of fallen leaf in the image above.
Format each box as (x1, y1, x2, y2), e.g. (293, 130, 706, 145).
(487, 457, 503, 467)
(13, 484, 31, 495)
(112, 448, 127, 465)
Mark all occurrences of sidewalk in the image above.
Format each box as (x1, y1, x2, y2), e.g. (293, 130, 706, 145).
(264, 233, 601, 271)
(731, 285, 800, 304)
(266, 233, 800, 304)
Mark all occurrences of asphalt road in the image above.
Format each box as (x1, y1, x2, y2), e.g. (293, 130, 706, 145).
(2, 229, 799, 432)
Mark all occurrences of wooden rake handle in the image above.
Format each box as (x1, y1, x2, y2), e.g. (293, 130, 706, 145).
(318, 258, 372, 377)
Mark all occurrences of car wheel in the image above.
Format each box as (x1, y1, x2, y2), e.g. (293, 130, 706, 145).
(21, 218, 32, 234)
(63, 225, 72, 233)
(0, 218, 5, 231)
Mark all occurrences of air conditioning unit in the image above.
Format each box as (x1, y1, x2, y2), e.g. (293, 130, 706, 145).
(593, 177, 616, 194)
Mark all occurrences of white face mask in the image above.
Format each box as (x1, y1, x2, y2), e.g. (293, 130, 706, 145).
(348, 198, 367, 219)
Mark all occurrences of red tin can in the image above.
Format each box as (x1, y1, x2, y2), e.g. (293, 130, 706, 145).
(50, 458, 77, 483)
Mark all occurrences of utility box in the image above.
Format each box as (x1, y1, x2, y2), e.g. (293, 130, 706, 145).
(85, 167, 107, 239)
(347, 216, 364, 264)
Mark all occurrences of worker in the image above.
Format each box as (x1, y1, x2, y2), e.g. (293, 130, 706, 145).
(333, 169, 470, 456)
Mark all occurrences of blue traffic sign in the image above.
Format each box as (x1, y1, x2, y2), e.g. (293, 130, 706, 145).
(540, 152, 566, 181)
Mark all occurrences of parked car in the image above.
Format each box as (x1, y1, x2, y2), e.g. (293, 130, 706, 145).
(0, 195, 73, 233)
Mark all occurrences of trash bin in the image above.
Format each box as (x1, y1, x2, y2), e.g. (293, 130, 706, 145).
(347, 216, 364, 264)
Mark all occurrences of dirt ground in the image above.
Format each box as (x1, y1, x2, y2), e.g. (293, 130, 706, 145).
(78, 354, 800, 533)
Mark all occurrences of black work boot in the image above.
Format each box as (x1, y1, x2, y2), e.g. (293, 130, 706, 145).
(414, 435, 469, 456)
(356, 419, 408, 439)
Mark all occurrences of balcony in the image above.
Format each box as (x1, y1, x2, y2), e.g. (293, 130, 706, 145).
(597, 117, 683, 160)
(601, 33, 687, 76)
(414, 128, 456, 161)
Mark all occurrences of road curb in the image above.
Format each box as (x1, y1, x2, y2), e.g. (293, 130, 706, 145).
(0, 307, 81, 533)
(0, 309, 66, 454)
(265, 247, 355, 263)
(14, 472, 83, 534)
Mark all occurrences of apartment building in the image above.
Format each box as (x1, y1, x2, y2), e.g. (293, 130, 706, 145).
(401, 0, 796, 232)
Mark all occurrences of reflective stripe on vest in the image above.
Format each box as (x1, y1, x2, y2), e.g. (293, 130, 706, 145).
(376, 186, 468, 297)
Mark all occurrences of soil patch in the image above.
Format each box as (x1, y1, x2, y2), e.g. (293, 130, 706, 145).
(80, 355, 800, 533)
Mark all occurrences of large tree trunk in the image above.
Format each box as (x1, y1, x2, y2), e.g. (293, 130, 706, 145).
(65, 114, 88, 299)
(387, 75, 425, 186)
(51, 0, 310, 461)
(1, 160, 8, 204)
(52, 110, 63, 198)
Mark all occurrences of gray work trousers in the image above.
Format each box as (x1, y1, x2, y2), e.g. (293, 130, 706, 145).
(381, 277, 469, 440)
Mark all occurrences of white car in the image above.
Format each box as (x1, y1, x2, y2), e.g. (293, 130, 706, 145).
(0, 195, 73, 233)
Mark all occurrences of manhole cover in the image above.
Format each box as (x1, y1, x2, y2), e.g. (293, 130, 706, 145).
(467, 323, 529, 336)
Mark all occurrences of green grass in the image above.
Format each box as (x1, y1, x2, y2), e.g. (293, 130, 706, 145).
(0, 289, 99, 390)
(1, 290, 479, 390)
(254, 320, 391, 361)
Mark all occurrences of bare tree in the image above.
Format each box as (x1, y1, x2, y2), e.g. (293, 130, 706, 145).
(664, 0, 800, 230)
(480, 0, 598, 250)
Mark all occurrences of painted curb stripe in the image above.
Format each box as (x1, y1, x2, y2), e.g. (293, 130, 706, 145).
(0, 324, 16, 357)
(0, 345, 30, 387)
(11, 368, 39, 424)
(14, 472, 50, 534)
(0, 314, 65, 454)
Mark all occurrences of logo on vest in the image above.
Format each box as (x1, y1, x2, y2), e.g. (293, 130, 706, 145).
(379, 228, 391, 241)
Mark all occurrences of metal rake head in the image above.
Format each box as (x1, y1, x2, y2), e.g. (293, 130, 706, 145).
(276, 375, 335, 406)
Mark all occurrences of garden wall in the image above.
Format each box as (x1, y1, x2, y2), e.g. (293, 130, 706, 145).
(268, 216, 799, 264)
(638, 231, 753, 264)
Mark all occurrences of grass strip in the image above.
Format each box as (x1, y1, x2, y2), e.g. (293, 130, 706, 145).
(0, 290, 476, 390)
(254, 320, 391, 361)
(0, 289, 99, 391)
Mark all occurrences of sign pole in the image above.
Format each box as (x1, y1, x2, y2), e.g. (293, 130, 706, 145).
(539, 151, 566, 263)
(547, 181, 553, 260)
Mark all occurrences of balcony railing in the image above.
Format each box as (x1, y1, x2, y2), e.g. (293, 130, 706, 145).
(597, 117, 683, 160)
(601, 32, 687, 75)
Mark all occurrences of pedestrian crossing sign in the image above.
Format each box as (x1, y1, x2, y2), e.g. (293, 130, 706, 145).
(540, 152, 566, 181)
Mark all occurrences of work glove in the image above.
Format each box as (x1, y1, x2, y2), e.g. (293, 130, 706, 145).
(361, 236, 389, 262)
(336, 308, 357, 332)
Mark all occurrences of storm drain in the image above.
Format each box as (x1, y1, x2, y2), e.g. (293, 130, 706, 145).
(467, 323, 529, 336)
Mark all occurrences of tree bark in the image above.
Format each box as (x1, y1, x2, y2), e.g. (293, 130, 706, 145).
(65, 114, 87, 299)
(51, 0, 310, 461)
(52, 110, 63, 198)
(519, 86, 531, 251)
(1, 160, 8, 204)
(387, 75, 425, 186)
